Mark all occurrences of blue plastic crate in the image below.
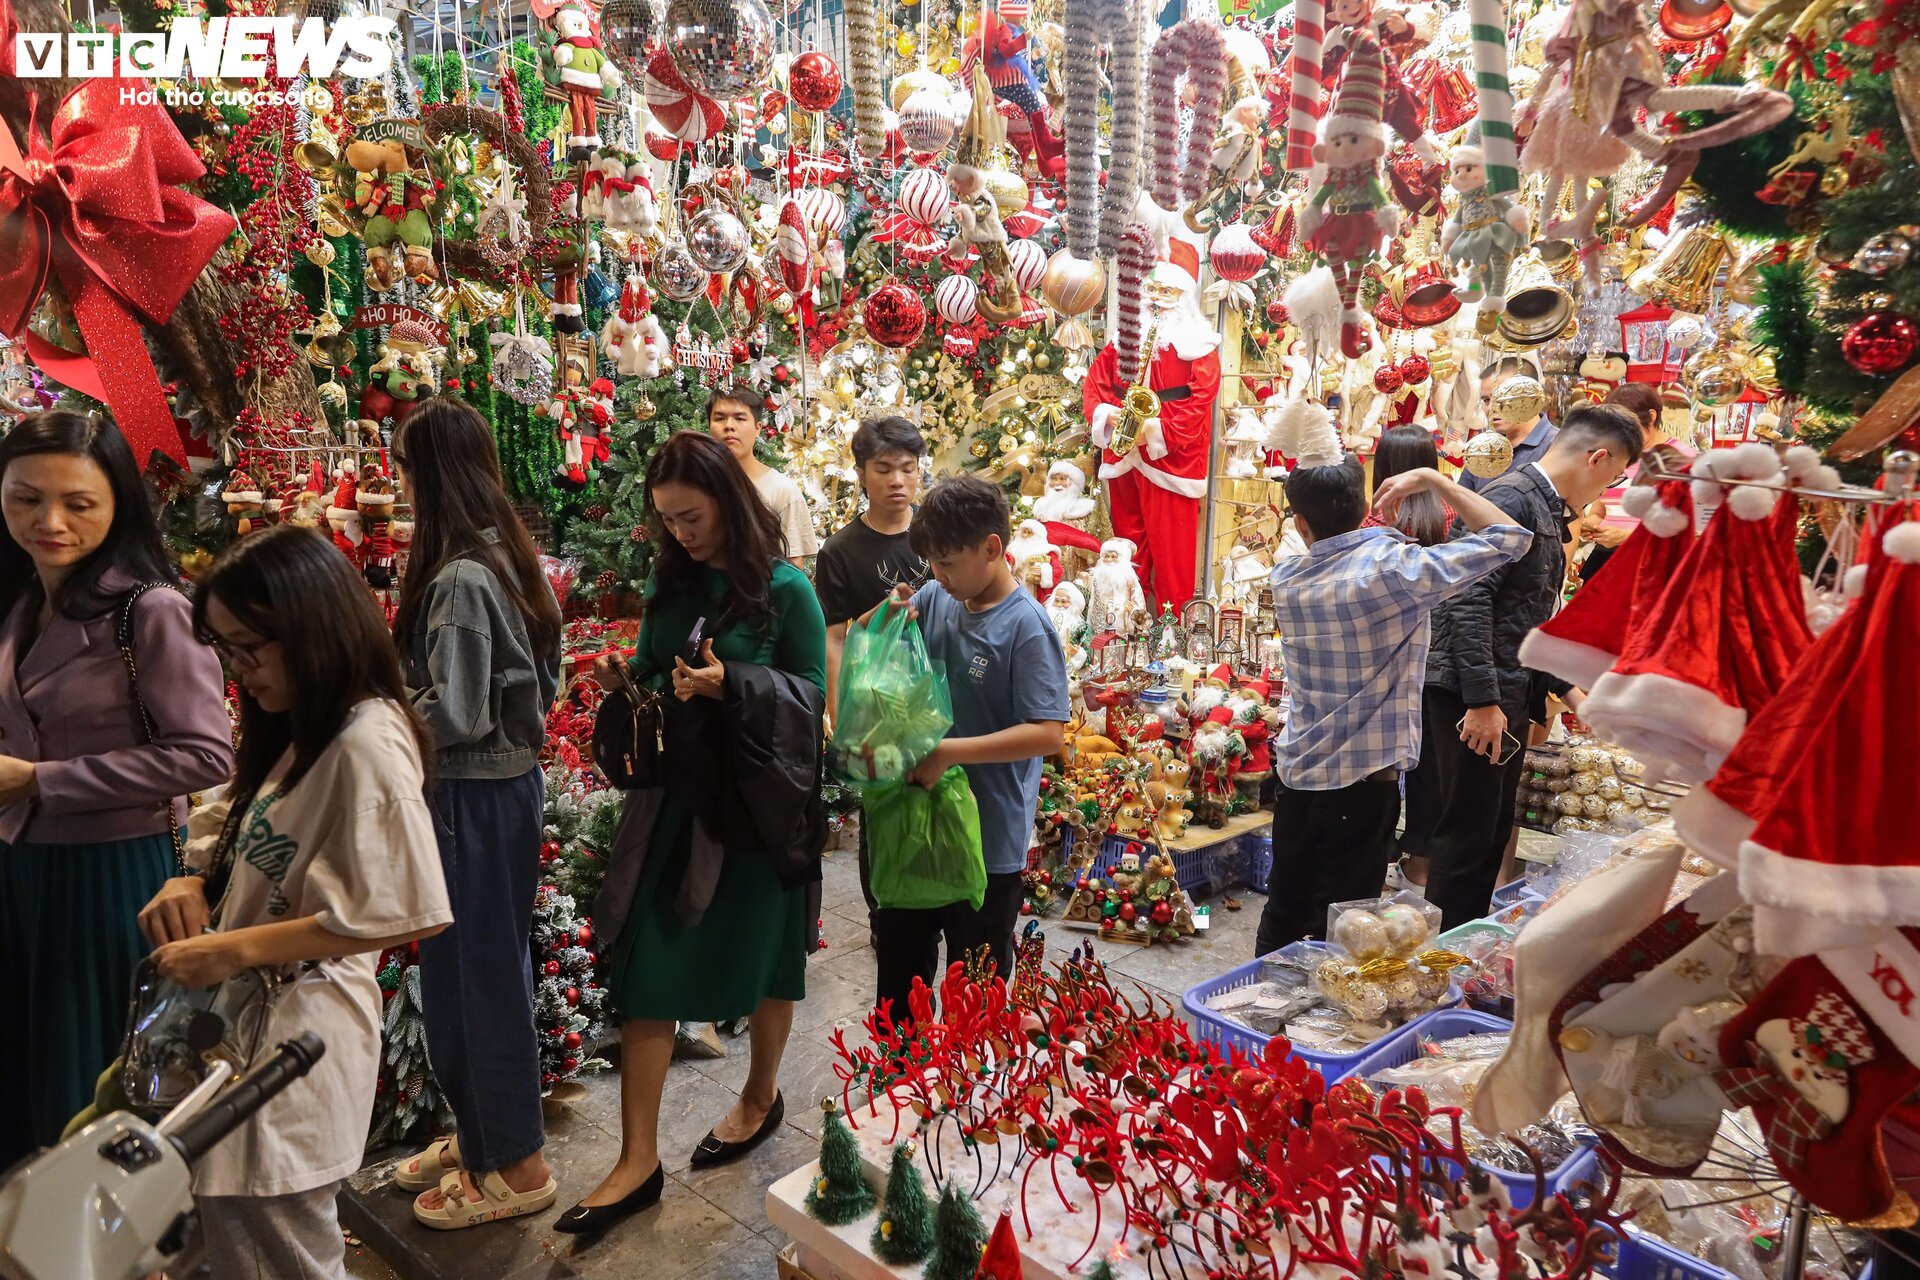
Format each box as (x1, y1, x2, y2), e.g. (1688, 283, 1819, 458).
(1183, 943, 1462, 1083)
(1059, 828, 1218, 895)
(1489, 879, 1544, 912)
(1242, 833, 1273, 891)
(1349, 1008, 1599, 1209)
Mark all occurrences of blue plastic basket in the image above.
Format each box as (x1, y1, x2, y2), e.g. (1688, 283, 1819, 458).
(1349, 1008, 1599, 1209)
(1242, 833, 1273, 892)
(1183, 943, 1462, 1083)
(1489, 879, 1543, 912)
(1058, 827, 1219, 895)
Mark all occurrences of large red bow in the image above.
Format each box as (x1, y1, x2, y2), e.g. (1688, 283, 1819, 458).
(0, 77, 235, 464)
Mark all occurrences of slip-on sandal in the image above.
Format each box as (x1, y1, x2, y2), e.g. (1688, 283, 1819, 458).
(393, 1136, 462, 1192)
(413, 1169, 558, 1230)
(688, 1091, 785, 1169)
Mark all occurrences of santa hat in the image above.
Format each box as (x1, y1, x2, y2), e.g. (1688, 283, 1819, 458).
(1325, 32, 1388, 140)
(327, 465, 358, 520)
(589, 377, 615, 398)
(1151, 236, 1203, 294)
(1715, 511, 1920, 954)
(975, 1208, 1023, 1280)
(1047, 460, 1087, 494)
(1517, 480, 1696, 689)
(1203, 704, 1234, 726)
(1100, 537, 1137, 562)
(1205, 664, 1232, 688)
(1582, 446, 1812, 784)
(1241, 677, 1272, 701)
(1675, 501, 1909, 868)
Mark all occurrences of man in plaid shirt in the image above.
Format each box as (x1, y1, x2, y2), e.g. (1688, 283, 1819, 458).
(1255, 461, 1531, 955)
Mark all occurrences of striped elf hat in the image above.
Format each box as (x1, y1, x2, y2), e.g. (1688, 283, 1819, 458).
(1326, 32, 1387, 135)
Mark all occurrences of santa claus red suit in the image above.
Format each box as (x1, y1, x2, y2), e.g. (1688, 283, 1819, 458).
(1083, 239, 1222, 611)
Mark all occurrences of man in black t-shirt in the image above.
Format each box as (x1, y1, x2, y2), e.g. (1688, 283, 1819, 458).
(817, 416, 930, 920)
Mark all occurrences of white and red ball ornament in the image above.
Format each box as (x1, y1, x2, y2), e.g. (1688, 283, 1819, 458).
(898, 168, 952, 228)
(645, 46, 727, 143)
(934, 274, 980, 324)
(1007, 239, 1047, 293)
(787, 50, 843, 111)
(795, 187, 847, 238)
(900, 87, 958, 153)
(772, 203, 811, 296)
(1208, 222, 1267, 283)
(864, 278, 928, 347)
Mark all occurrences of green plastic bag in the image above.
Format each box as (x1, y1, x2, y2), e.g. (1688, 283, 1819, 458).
(863, 768, 986, 912)
(829, 603, 953, 788)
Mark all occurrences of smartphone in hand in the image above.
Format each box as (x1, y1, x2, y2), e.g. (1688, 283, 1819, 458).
(684, 616, 707, 665)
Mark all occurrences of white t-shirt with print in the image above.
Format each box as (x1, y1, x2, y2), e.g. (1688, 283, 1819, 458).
(192, 698, 451, 1197)
(753, 466, 820, 558)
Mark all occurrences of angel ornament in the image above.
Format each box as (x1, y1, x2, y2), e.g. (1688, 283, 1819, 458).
(1441, 130, 1531, 313)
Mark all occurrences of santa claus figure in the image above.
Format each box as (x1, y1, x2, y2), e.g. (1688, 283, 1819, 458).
(1005, 518, 1061, 597)
(1084, 232, 1222, 611)
(1188, 705, 1247, 828)
(1032, 460, 1095, 523)
(1179, 663, 1234, 729)
(1226, 677, 1280, 806)
(325, 465, 364, 571)
(1046, 581, 1086, 647)
(603, 274, 669, 378)
(1087, 538, 1149, 637)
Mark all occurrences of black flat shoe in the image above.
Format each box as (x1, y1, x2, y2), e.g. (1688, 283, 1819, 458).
(688, 1091, 785, 1169)
(552, 1163, 664, 1234)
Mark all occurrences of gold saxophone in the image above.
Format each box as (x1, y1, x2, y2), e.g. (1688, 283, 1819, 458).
(1107, 316, 1161, 458)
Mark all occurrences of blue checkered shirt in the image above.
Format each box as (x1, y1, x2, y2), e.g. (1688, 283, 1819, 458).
(1270, 524, 1532, 790)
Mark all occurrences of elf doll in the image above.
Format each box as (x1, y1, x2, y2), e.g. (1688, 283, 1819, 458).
(1439, 128, 1532, 313)
(1301, 33, 1401, 359)
(960, 0, 1067, 181)
(545, 0, 623, 163)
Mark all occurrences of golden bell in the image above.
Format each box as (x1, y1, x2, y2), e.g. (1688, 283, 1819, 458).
(1626, 224, 1730, 315)
(1534, 238, 1581, 284)
(317, 194, 351, 239)
(456, 279, 510, 321)
(296, 125, 340, 173)
(1496, 252, 1573, 346)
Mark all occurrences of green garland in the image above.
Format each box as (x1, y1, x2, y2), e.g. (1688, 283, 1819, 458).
(1752, 260, 1819, 410)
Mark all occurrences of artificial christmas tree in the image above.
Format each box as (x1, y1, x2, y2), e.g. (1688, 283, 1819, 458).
(871, 1139, 936, 1264)
(805, 1098, 877, 1225)
(531, 885, 611, 1089)
(925, 1181, 990, 1280)
(368, 946, 454, 1146)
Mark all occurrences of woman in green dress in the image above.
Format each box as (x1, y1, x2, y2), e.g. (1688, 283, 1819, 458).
(561, 431, 826, 1233)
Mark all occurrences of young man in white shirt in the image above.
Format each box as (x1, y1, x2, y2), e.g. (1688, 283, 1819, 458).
(707, 385, 820, 566)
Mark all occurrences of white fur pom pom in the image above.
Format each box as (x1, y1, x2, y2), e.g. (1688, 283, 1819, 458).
(1284, 267, 1343, 363)
(1691, 451, 1722, 479)
(1813, 465, 1842, 490)
(1641, 503, 1690, 538)
(1691, 477, 1724, 510)
(1784, 444, 1823, 483)
(1620, 486, 1658, 519)
(1844, 563, 1871, 598)
(1884, 521, 1920, 565)
(1727, 441, 1781, 480)
(1725, 482, 1781, 521)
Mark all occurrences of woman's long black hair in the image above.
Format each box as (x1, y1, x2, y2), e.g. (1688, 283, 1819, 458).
(646, 430, 785, 631)
(390, 398, 563, 659)
(0, 410, 176, 620)
(1373, 425, 1452, 547)
(194, 526, 433, 833)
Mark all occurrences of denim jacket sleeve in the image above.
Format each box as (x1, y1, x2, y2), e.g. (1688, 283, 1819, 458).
(408, 562, 499, 749)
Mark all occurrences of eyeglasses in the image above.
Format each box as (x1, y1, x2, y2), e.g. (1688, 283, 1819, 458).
(201, 631, 277, 670)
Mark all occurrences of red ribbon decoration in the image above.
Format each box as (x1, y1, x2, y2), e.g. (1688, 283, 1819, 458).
(0, 76, 236, 465)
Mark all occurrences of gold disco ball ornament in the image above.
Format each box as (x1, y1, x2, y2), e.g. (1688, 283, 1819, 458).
(1464, 430, 1516, 479)
(1490, 374, 1547, 425)
(982, 162, 1029, 219)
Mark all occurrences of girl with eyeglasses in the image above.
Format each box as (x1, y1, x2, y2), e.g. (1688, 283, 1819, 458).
(0, 411, 232, 1167)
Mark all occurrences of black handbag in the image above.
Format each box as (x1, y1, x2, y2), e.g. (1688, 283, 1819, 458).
(592, 663, 667, 789)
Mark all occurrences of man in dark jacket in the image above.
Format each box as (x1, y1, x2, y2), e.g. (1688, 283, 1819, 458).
(1417, 405, 1644, 927)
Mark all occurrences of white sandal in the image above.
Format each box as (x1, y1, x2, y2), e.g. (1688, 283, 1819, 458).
(393, 1136, 462, 1192)
(413, 1168, 559, 1230)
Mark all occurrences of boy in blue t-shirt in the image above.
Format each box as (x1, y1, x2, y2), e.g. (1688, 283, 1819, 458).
(864, 476, 1069, 1018)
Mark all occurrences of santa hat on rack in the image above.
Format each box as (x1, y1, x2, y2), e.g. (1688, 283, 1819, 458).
(1581, 444, 1812, 784)
(1517, 480, 1695, 689)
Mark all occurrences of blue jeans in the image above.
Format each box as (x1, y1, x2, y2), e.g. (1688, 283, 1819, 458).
(418, 770, 547, 1172)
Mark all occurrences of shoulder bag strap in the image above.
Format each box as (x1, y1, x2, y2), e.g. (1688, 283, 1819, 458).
(117, 582, 189, 876)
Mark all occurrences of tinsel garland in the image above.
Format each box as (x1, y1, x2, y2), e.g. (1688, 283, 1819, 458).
(1753, 259, 1819, 409)
(843, 0, 888, 158)
(1146, 20, 1230, 217)
(1064, 0, 1145, 261)
(1099, 0, 1147, 259)
(1115, 220, 1157, 381)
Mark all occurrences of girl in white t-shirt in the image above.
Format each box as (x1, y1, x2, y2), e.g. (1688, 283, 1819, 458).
(137, 526, 452, 1280)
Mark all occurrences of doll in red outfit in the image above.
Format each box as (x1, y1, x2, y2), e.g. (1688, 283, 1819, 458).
(1301, 33, 1401, 359)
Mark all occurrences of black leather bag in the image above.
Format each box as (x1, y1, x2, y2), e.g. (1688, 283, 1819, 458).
(592, 665, 666, 789)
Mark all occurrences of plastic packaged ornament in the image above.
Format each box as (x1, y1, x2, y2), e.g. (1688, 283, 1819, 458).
(664, 0, 775, 98)
(686, 206, 750, 273)
(787, 50, 843, 111)
(863, 279, 927, 348)
(934, 275, 979, 324)
(653, 240, 712, 301)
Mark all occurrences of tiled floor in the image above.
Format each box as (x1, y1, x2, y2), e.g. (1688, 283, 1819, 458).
(340, 838, 1276, 1280)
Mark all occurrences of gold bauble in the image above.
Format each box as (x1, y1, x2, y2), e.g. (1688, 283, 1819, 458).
(1463, 430, 1516, 479)
(997, 433, 1018, 453)
(1820, 166, 1850, 197)
(982, 164, 1029, 219)
(895, 31, 916, 56)
(1490, 375, 1547, 425)
(891, 69, 948, 111)
(635, 394, 658, 420)
(939, 56, 961, 76)
(1041, 249, 1106, 318)
(1685, 350, 1744, 407)
(302, 81, 333, 113)
(316, 381, 348, 411)
(1745, 350, 1779, 395)
(305, 240, 336, 267)
(971, 437, 991, 458)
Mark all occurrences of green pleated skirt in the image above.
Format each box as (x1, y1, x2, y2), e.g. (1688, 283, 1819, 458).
(607, 797, 808, 1023)
(0, 832, 175, 1165)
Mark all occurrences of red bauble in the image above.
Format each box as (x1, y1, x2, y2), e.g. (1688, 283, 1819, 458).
(1842, 312, 1919, 375)
(863, 279, 928, 348)
(1021, 902, 1034, 915)
(544, 959, 561, 976)
(563, 1056, 579, 1072)
(788, 51, 844, 112)
(564, 1031, 583, 1049)
(575, 923, 592, 945)
(1151, 900, 1174, 925)
(564, 987, 581, 1006)
(1373, 365, 1406, 395)
(1119, 902, 1138, 923)
(1398, 354, 1432, 384)
(1100, 918, 1116, 932)
(1265, 301, 1290, 326)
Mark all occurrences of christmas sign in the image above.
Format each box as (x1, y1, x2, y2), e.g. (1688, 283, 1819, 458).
(353, 304, 447, 344)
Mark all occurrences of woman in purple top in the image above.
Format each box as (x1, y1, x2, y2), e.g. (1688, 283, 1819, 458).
(0, 411, 232, 1165)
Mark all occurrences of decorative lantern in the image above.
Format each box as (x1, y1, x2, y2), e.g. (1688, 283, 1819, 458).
(1617, 303, 1682, 385)
(1718, 386, 1772, 446)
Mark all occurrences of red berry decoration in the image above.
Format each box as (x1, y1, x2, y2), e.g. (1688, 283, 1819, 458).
(575, 924, 592, 945)
(544, 959, 561, 976)
(862, 278, 927, 349)
(1842, 312, 1918, 375)
(563, 1056, 579, 1072)
(1373, 365, 1406, 394)
(788, 51, 844, 112)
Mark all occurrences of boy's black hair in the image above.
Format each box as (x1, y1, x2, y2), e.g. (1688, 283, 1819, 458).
(1283, 457, 1369, 540)
(1551, 403, 1645, 467)
(909, 475, 1010, 558)
(852, 415, 925, 468)
(707, 384, 766, 423)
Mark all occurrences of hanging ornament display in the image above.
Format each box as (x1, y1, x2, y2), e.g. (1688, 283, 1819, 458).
(897, 169, 953, 228)
(1006, 240, 1047, 294)
(934, 275, 980, 324)
(1207, 223, 1266, 283)
(654, 239, 712, 301)
(644, 45, 728, 143)
(1842, 312, 1920, 376)
(664, 0, 776, 99)
(774, 200, 812, 296)
(901, 89, 959, 153)
(788, 50, 843, 112)
(1144, 19, 1230, 218)
(599, 0, 661, 74)
(842, 0, 888, 156)
(686, 206, 750, 273)
(1041, 250, 1105, 317)
(864, 279, 928, 348)
(1851, 230, 1916, 278)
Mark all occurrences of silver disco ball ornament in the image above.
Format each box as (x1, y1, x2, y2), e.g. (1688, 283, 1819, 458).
(600, 0, 661, 76)
(664, 0, 775, 99)
(685, 206, 750, 274)
(653, 240, 712, 302)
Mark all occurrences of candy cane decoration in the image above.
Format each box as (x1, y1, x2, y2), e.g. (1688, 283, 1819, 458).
(1468, 0, 1518, 196)
(1114, 220, 1157, 381)
(843, 0, 888, 158)
(1285, 0, 1325, 171)
(1146, 19, 1230, 216)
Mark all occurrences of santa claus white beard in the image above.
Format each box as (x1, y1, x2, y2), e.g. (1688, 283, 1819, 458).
(1191, 724, 1231, 765)
(1090, 559, 1138, 601)
(1005, 535, 1051, 568)
(1224, 694, 1258, 725)
(1187, 685, 1226, 718)
(1048, 604, 1082, 635)
(1032, 492, 1091, 522)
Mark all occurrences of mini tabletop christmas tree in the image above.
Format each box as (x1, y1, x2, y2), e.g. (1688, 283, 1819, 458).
(925, 1181, 988, 1280)
(805, 1098, 876, 1226)
(974, 1207, 1024, 1280)
(871, 1139, 936, 1264)
(1061, 847, 1198, 945)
